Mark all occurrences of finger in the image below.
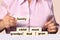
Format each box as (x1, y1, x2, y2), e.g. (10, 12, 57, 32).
(10, 17, 16, 22)
(45, 19, 53, 26)
(10, 20, 16, 26)
(10, 19, 16, 23)
(45, 20, 52, 26)
(3, 17, 10, 23)
(10, 22, 16, 27)
(10, 17, 15, 20)
(4, 15, 10, 20)
(10, 19, 16, 26)
(47, 29, 56, 32)
(47, 23, 55, 27)
(48, 26, 56, 30)
(4, 21, 10, 28)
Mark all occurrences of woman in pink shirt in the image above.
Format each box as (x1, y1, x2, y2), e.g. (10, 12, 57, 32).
(0, 0, 59, 34)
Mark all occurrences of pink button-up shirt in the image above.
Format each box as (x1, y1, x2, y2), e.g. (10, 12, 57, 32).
(0, 0, 54, 27)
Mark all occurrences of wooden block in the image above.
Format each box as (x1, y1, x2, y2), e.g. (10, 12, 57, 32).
(36, 31, 48, 36)
(10, 31, 24, 36)
(24, 32, 35, 36)
(30, 27, 42, 32)
(17, 27, 29, 32)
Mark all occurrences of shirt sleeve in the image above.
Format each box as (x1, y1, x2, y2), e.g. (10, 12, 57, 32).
(46, 0, 59, 27)
(0, 0, 14, 19)
(46, 0, 53, 15)
(0, 6, 7, 19)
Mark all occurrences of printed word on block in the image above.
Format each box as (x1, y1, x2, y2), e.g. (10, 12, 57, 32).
(17, 27, 29, 32)
(30, 27, 42, 32)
